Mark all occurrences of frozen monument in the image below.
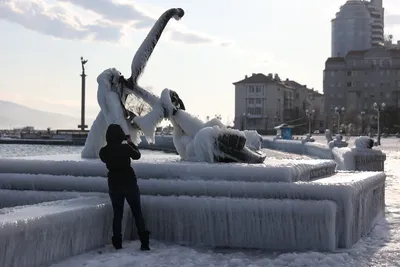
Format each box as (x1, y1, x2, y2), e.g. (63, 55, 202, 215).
(0, 7, 386, 267)
(81, 8, 266, 164)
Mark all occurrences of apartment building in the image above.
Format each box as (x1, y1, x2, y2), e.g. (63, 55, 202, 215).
(233, 73, 324, 132)
(331, 0, 384, 57)
(323, 46, 400, 130)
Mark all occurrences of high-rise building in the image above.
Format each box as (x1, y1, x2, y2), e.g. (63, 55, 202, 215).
(323, 47, 400, 131)
(331, 0, 384, 57)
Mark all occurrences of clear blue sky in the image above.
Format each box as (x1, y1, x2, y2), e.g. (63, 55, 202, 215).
(1, 0, 399, 125)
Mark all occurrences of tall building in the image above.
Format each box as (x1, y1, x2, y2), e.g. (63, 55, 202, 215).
(331, 0, 384, 57)
(323, 46, 400, 130)
(233, 73, 324, 133)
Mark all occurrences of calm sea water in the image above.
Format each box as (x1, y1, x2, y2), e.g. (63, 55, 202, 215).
(0, 144, 84, 158)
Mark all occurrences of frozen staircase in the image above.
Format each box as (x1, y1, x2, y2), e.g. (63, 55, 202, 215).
(0, 157, 386, 267)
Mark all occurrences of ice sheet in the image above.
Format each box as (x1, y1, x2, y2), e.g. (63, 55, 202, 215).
(0, 189, 102, 209)
(0, 158, 336, 182)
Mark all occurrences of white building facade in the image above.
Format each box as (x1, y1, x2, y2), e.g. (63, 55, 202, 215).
(233, 73, 324, 133)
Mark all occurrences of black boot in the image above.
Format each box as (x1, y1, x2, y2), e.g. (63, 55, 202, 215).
(139, 231, 150, 251)
(111, 235, 122, 250)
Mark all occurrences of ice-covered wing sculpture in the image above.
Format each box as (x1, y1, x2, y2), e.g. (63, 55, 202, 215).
(81, 8, 185, 159)
(81, 7, 266, 164)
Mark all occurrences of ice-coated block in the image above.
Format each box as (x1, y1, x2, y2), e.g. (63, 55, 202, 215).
(0, 197, 134, 267)
(332, 147, 386, 171)
(0, 171, 385, 249)
(263, 139, 334, 159)
(0, 158, 337, 183)
(0, 195, 337, 267)
(0, 189, 102, 209)
(142, 196, 337, 251)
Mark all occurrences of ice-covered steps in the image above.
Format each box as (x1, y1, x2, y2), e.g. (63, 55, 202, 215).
(0, 171, 385, 249)
(0, 197, 132, 267)
(0, 158, 337, 182)
(0, 190, 104, 209)
(0, 195, 338, 267)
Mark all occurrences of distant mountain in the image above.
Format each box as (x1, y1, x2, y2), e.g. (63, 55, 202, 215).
(0, 100, 92, 130)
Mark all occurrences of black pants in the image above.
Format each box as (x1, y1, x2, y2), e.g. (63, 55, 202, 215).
(109, 183, 146, 238)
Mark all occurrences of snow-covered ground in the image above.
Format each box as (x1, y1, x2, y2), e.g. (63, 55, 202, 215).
(48, 139, 400, 267)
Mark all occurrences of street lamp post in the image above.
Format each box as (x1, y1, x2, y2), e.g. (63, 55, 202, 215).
(373, 102, 385, 145)
(334, 106, 345, 134)
(305, 109, 315, 136)
(242, 113, 250, 130)
(360, 111, 365, 135)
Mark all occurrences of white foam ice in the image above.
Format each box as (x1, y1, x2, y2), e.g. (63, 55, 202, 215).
(243, 130, 263, 150)
(133, 88, 175, 144)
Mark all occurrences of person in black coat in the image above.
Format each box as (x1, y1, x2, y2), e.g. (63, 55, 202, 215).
(99, 124, 150, 251)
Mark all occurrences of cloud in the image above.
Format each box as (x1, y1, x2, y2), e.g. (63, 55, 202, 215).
(0, 0, 230, 45)
(0, 0, 124, 41)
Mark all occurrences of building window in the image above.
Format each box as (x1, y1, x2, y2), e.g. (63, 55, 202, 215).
(248, 85, 255, 93)
(255, 98, 261, 104)
(347, 82, 352, 87)
(255, 86, 262, 93)
(347, 71, 352, 76)
(254, 108, 262, 115)
(248, 98, 254, 104)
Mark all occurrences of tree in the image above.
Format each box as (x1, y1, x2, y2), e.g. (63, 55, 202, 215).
(385, 34, 394, 43)
(124, 86, 152, 116)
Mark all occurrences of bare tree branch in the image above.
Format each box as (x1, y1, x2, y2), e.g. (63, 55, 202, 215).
(125, 86, 153, 116)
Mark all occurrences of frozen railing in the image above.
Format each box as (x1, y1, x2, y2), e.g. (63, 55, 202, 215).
(263, 138, 386, 171)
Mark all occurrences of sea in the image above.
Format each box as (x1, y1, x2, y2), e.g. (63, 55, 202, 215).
(0, 144, 83, 158)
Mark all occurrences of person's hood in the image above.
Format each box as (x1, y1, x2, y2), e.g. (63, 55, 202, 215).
(106, 124, 126, 145)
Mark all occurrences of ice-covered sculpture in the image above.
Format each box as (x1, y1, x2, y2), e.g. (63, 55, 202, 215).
(302, 133, 315, 143)
(328, 134, 348, 149)
(354, 136, 374, 149)
(81, 8, 266, 163)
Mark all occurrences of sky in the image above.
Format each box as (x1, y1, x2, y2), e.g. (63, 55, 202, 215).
(0, 0, 400, 126)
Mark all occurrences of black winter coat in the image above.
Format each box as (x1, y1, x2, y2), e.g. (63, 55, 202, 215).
(99, 124, 141, 191)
